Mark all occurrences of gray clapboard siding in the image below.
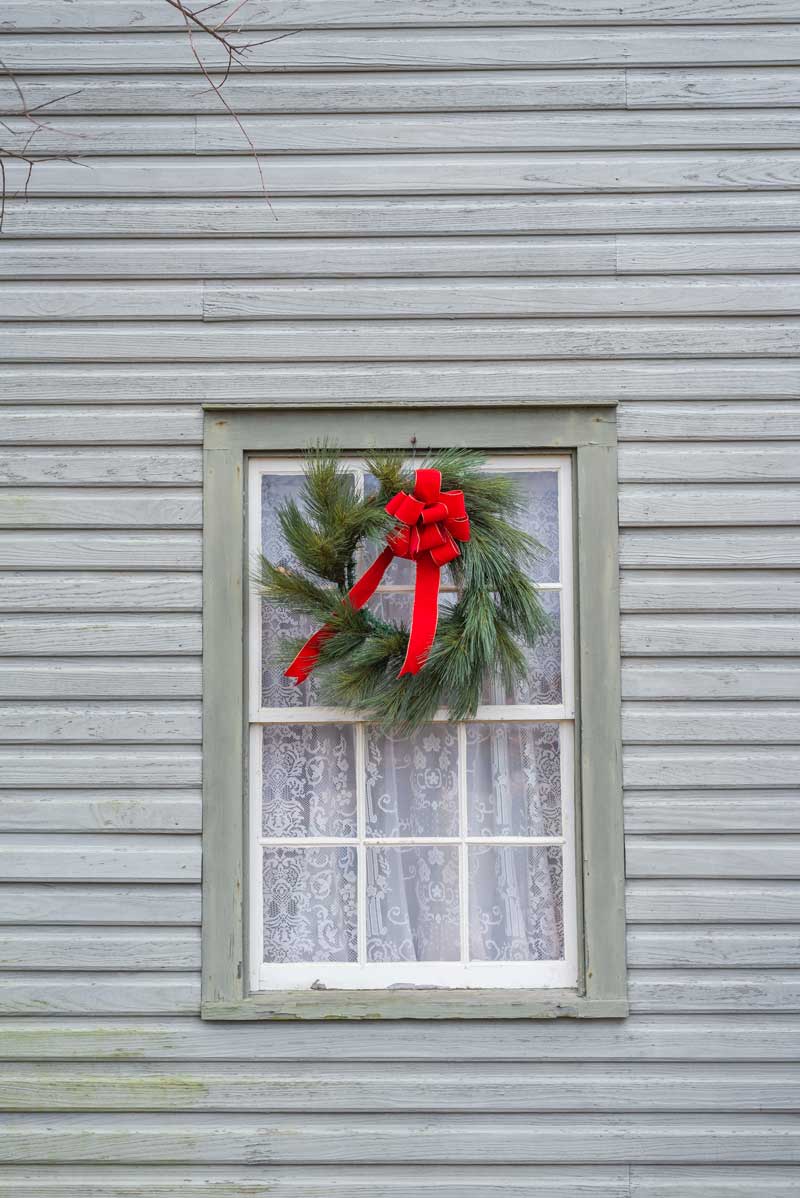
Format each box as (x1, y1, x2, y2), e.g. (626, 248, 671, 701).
(2, 1014, 793, 1062)
(8, 152, 800, 196)
(0, 574, 201, 611)
(0, 70, 629, 115)
(2, 1112, 798, 1164)
(3, 1061, 797, 1113)
(0, 747, 201, 787)
(7, 1, 799, 30)
(620, 531, 800, 569)
(0, 973, 200, 1017)
(618, 443, 800, 480)
(629, 1166, 800, 1196)
(0, 702, 200, 744)
(4, 27, 800, 72)
(0, 448, 202, 485)
(8, 235, 800, 280)
(627, 880, 800, 922)
(0, 834, 200, 881)
(0, 927, 199, 970)
(0, 616, 201, 656)
(11, 111, 800, 155)
(621, 614, 800, 654)
(0, 533, 200, 569)
(6, 194, 799, 238)
(0, 489, 201, 527)
(619, 484, 800, 525)
(619, 401, 800, 439)
(0, 884, 201, 925)
(622, 659, 800, 699)
(620, 572, 800, 610)
(0, 406, 202, 443)
(625, 791, 800, 833)
(627, 925, 800, 968)
(621, 702, 800, 742)
(0, 790, 201, 832)
(0, 237, 618, 279)
(628, 67, 800, 107)
(626, 836, 800, 878)
(8, 318, 800, 360)
(629, 971, 800, 1014)
(624, 745, 800, 787)
(0, 1164, 795, 1198)
(0, 660, 202, 699)
(0, 1163, 635, 1198)
(204, 278, 800, 317)
(617, 233, 800, 272)
(4, 361, 798, 403)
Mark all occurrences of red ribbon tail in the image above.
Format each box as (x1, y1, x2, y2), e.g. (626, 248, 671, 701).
(399, 552, 441, 677)
(284, 546, 395, 685)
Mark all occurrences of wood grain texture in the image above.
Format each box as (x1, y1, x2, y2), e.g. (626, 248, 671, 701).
(1, 1112, 797, 1164)
(7, 151, 800, 196)
(7, 1, 799, 31)
(0, 790, 201, 832)
(9, 111, 800, 156)
(0, 659, 202, 698)
(6, 195, 798, 237)
(4, 26, 800, 72)
(2, 1061, 797, 1112)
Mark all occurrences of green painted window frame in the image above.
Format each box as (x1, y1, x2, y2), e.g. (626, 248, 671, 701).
(201, 403, 627, 1020)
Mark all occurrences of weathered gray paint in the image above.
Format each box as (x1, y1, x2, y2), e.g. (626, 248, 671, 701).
(0, 0, 798, 1192)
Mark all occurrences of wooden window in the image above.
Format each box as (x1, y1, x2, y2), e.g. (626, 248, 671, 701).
(203, 405, 626, 1019)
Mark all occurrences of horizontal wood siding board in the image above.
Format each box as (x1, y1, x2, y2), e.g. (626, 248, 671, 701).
(620, 574, 800, 612)
(3, 1014, 796, 1061)
(2, 1061, 798, 1113)
(624, 791, 800, 833)
(6, 2, 800, 30)
(1, 1112, 798, 1164)
(10, 111, 800, 155)
(0, 835, 201, 882)
(0, 974, 200, 1017)
(6, 195, 800, 237)
(8, 152, 800, 195)
(9, 234, 800, 279)
(0, 790, 201, 832)
(3, 361, 798, 402)
(0, 660, 202, 699)
(5, 28, 800, 73)
(0, 884, 201, 926)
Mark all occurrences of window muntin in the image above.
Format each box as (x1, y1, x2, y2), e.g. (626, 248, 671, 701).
(247, 454, 577, 991)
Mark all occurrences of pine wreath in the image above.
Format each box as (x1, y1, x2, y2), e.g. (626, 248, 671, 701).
(257, 446, 550, 732)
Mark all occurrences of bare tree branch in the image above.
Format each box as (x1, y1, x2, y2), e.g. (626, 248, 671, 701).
(0, 1, 292, 231)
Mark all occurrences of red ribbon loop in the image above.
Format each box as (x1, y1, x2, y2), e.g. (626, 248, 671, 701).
(284, 467, 470, 685)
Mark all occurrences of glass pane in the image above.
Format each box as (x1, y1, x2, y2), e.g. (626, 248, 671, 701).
(511, 470, 560, 584)
(366, 845, 460, 962)
(366, 724, 459, 838)
(482, 589, 562, 706)
(261, 473, 303, 568)
(466, 722, 562, 838)
(362, 472, 416, 586)
(261, 600, 323, 709)
(468, 845, 564, 962)
(261, 724, 357, 838)
(262, 846, 357, 963)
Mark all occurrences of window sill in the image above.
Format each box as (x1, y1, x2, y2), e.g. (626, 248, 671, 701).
(201, 989, 629, 1021)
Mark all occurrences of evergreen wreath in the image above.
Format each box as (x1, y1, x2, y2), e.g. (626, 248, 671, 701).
(257, 445, 550, 732)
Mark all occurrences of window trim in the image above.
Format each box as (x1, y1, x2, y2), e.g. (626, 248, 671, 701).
(202, 403, 627, 1020)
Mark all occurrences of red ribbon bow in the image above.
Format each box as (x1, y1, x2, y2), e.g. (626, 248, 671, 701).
(285, 468, 470, 685)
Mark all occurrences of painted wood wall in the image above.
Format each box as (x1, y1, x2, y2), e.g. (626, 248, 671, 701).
(0, 1, 799, 1193)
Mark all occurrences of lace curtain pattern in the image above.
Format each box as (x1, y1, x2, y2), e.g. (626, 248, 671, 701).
(256, 463, 569, 973)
